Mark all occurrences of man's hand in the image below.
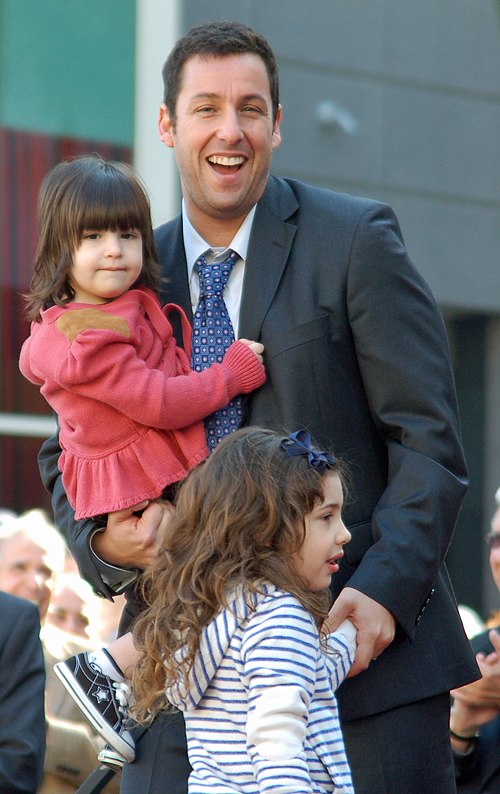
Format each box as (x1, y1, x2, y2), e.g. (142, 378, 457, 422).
(91, 499, 175, 570)
(452, 629, 500, 709)
(324, 587, 396, 677)
(451, 695, 500, 738)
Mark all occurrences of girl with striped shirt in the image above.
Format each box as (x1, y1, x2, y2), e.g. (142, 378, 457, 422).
(131, 426, 356, 793)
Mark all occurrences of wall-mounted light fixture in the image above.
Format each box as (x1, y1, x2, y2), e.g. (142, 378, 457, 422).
(315, 100, 359, 135)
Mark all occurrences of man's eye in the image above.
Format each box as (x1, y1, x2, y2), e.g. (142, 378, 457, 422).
(39, 567, 53, 582)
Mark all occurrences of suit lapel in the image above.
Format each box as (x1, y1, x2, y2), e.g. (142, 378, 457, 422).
(155, 216, 193, 321)
(156, 176, 299, 343)
(155, 216, 192, 348)
(239, 176, 298, 340)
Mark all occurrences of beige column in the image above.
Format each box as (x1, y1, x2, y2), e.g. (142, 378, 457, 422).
(134, 0, 182, 226)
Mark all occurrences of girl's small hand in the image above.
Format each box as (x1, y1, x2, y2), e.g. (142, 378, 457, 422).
(238, 338, 264, 365)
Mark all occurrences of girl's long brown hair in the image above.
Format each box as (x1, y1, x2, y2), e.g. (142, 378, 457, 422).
(23, 154, 162, 322)
(131, 426, 345, 722)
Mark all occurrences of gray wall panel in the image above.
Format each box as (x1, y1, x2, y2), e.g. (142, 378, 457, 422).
(382, 86, 500, 203)
(273, 67, 384, 186)
(385, 0, 500, 94)
(381, 194, 500, 311)
(253, 0, 387, 72)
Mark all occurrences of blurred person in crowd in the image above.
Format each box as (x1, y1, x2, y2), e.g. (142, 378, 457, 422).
(451, 496, 500, 792)
(0, 508, 65, 620)
(0, 591, 46, 793)
(46, 571, 101, 641)
(0, 510, 119, 792)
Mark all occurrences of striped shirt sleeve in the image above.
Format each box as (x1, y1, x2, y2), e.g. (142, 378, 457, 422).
(241, 593, 319, 793)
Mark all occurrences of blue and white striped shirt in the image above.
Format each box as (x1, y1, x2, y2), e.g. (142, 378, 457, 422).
(166, 583, 356, 793)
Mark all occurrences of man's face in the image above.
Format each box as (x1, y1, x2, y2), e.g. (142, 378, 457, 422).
(159, 53, 282, 243)
(0, 533, 54, 619)
(489, 507, 500, 591)
(46, 584, 91, 638)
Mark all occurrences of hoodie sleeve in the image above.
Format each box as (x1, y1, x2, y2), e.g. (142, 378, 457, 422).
(323, 618, 357, 689)
(240, 594, 318, 793)
(53, 324, 264, 431)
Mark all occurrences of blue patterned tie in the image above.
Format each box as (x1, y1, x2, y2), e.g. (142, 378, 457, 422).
(191, 250, 242, 451)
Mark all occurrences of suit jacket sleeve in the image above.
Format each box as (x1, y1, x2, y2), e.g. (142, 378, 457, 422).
(0, 597, 46, 793)
(246, 181, 467, 639)
(338, 201, 467, 635)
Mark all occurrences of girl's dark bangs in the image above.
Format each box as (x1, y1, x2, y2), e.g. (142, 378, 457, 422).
(75, 175, 146, 232)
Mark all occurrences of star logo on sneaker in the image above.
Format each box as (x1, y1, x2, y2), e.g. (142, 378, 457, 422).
(93, 687, 110, 704)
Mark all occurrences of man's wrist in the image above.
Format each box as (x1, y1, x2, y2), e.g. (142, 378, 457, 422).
(450, 726, 479, 755)
(450, 727, 479, 743)
(89, 528, 139, 593)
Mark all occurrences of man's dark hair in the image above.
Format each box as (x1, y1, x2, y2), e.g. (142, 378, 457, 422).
(162, 21, 280, 123)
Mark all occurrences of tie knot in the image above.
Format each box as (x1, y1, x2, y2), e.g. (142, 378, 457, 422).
(196, 250, 238, 297)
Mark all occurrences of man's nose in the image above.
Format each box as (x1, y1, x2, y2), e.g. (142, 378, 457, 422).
(216, 108, 244, 144)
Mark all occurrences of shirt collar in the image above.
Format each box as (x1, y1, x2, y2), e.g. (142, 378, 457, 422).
(182, 201, 257, 280)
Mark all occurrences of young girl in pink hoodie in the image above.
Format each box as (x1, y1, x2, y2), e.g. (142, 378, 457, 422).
(19, 154, 265, 765)
(20, 154, 265, 521)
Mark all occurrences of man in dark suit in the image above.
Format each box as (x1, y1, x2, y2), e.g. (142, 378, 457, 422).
(0, 591, 46, 793)
(39, 20, 479, 793)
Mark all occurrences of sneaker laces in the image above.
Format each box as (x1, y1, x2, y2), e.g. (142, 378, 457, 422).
(113, 681, 131, 719)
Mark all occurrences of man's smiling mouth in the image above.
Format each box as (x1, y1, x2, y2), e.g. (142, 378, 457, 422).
(207, 155, 245, 168)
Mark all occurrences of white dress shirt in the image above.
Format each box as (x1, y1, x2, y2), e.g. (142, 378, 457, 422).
(182, 202, 257, 337)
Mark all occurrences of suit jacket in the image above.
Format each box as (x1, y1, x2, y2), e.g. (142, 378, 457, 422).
(0, 592, 45, 794)
(39, 174, 479, 722)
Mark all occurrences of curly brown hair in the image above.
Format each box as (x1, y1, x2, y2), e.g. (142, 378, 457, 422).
(23, 154, 162, 322)
(131, 426, 346, 722)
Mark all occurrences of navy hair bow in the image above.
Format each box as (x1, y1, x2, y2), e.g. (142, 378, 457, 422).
(280, 430, 335, 472)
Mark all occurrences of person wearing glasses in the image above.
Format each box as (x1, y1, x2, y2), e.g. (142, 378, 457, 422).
(451, 496, 500, 793)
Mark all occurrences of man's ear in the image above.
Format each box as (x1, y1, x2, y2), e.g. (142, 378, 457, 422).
(271, 104, 283, 151)
(158, 104, 174, 148)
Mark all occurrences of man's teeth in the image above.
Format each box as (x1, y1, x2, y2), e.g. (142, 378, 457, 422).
(208, 155, 244, 166)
